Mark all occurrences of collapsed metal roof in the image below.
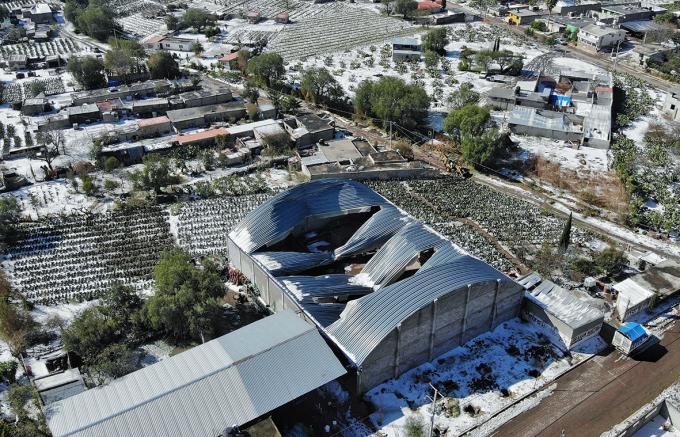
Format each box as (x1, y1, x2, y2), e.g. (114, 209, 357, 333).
(229, 179, 394, 254)
(45, 311, 346, 437)
(230, 179, 519, 367)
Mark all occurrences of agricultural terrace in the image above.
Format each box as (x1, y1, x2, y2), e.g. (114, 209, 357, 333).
(3, 206, 173, 304)
(366, 178, 594, 273)
(288, 22, 544, 109)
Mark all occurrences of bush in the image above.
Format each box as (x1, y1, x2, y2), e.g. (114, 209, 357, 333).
(0, 360, 17, 383)
(404, 413, 427, 437)
(104, 156, 120, 172)
(103, 179, 120, 192)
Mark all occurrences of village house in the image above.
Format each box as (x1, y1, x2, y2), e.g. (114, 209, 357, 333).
(577, 24, 627, 51)
(21, 97, 48, 116)
(508, 9, 544, 25)
(23, 3, 52, 24)
(136, 116, 173, 138)
(283, 113, 335, 147)
(392, 37, 422, 62)
(663, 86, 680, 122)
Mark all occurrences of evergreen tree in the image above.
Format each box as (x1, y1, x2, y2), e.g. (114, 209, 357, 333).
(558, 212, 572, 254)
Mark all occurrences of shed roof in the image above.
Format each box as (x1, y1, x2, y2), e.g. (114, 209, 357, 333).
(522, 277, 604, 329)
(45, 311, 345, 437)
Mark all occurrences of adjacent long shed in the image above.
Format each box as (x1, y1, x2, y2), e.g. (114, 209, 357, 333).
(45, 311, 346, 437)
(228, 179, 524, 392)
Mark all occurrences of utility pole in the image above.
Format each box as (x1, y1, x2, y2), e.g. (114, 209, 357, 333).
(427, 383, 439, 437)
(389, 120, 392, 149)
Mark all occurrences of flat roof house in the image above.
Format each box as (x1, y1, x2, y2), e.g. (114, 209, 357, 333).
(282, 113, 335, 147)
(577, 24, 627, 51)
(24, 3, 52, 24)
(663, 86, 680, 122)
(21, 97, 48, 116)
(614, 260, 680, 321)
(392, 37, 422, 62)
(519, 273, 604, 350)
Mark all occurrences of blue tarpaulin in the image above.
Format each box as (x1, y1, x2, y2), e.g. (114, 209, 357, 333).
(618, 322, 647, 343)
(549, 94, 572, 107)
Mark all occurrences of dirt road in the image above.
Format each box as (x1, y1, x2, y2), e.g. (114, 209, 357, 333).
(493, 323, 680, 436)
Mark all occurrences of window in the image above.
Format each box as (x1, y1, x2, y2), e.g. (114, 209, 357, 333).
(671, 104, 676, 110)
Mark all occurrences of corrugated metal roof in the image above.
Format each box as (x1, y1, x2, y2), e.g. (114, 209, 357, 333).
(334, 206, 409, 258)
(508, 106, 581, 133)
(229, 179, 392, 254)
(253, 251, 335, 276)
(526, 280, 603, 330)
(45, 311, 346, 437)
(326, 256, 511, 365)
(280, 275, 373, 327)
(356, 222, 457, 288)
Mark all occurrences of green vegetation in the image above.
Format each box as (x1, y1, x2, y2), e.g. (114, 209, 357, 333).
(444, 104, 510, 167)
(181, 9, 215, 31)
(67, 56, 107, 90)
(300, 67, 344, 106)
(65, 0, 117, 41)
(394, 0, 417, 17)
(145, 248, 226, 343)
(422, 28, 448, 56)
(446, 82, 480, 110)
(247, 53, 285, 88)
(147, 51, 181, 80)
(353, 76, 429, 129)
(594, 246, 627, 277)
(129, 155, 181, 194)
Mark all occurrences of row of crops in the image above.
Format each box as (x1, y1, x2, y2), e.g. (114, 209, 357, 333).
(0, 38, 81, 60)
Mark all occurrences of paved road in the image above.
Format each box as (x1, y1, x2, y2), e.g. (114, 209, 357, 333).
(493, 323, 680, 437)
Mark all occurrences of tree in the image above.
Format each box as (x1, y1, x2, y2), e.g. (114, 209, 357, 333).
(0, 301, 35, 358)
(354, 76, 429, 130)
(534, 242, 563, 279)
(192, 41, 204, 56)
(104, 48, 139, 81)
(165, 14, 179, 30)
(594, 246, 627, 277)
(280, 95, 300, 114)
(460, 129, 505, 167)
(182, 8, 214, 31)
(475, 50, 493, 72)
(107, 38, 146, 58)
(424, 50, 438, 68)
(558, 212, 572, 254)
(67, 56, 107, 90)
(128, 155, 179, 194)
(30, 81, 46, 97)
(394, 0, 417, 17)
(90, 343, 138, 383)
(0, 197, 20, 249)
(63, 283, 143, 365)
(144, 248, 226, 343)
(422, 28, 449, 56)
(7, 384, 32, 423)
(546, 0, 557, 14)
(446, 82, 480, 110)
(443, 103, 490, 139)
(382, 0, 395, 15)
(32, 131, 65, 171)
(62, 306, 120, 363)
(247, 52, 284, 88)
(147, 51, 181, 79)
(300, 67, 344, 105)
(76, 4, 116, 41)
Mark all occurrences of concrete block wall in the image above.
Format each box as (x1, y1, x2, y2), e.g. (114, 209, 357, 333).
(359, 279, 523, 392)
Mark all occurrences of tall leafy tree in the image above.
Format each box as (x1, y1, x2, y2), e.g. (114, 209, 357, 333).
(300, 67, 344, 105)
(422, 28, 449, 56)
(247, 52, 284, 88)
(394, 0, 417, 17)
(354, 76, 429, 130)
(0, 300, 35, 358)
(144, 248, 225, 343)
(147, 51, 181, 79)
(67, 56, 107, 90)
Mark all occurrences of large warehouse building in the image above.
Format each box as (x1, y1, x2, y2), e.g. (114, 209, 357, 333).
(228, 179, 524, 392)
